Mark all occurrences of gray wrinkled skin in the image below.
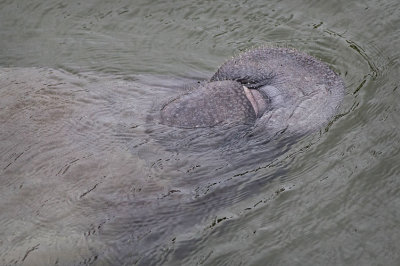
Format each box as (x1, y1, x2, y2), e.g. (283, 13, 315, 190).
(160, 47, 345, 136)
(161, 80, 256, 128)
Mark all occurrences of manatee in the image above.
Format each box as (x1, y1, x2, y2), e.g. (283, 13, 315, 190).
(160, 47, 345, 135)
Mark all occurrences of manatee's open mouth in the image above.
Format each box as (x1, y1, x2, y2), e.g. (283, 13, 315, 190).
(243, 86, 268, 117)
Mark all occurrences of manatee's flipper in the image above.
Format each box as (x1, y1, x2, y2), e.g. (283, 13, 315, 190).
(160, 80, 257, 128)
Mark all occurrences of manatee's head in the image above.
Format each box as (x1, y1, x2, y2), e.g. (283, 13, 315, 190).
(160, 80, 270, 128)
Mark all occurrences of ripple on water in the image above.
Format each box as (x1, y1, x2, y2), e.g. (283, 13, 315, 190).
(0, 67, 156, 264)
(2, 0, 399, 262)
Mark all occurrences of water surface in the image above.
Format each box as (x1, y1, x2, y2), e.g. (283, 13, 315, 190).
(1, 0, 399, 265)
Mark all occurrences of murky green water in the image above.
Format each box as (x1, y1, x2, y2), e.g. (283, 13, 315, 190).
(1, 0, 399, 265)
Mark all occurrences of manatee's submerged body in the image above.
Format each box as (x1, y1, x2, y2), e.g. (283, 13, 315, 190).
(160, 47, 345, 135)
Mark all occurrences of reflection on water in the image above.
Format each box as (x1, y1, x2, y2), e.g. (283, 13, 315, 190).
(1, 0, 400, 265)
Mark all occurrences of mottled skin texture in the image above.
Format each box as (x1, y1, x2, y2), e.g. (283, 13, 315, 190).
(161, 80, 256, 128)
(160, 47, 345, 135)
